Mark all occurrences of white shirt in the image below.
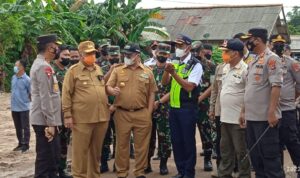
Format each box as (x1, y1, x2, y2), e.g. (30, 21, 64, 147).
(220, 60, 247, 124)
(181, 53, 203, 86)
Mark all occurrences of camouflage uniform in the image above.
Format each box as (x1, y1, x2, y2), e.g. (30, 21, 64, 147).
(51, 63, 70, 172)
(149, 65, 172, 159)
(197, 58, 216, 158)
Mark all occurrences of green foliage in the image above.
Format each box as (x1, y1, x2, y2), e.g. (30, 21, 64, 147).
(0, 0, 165, 91)
(287, 6, 300, 35)
(212, 46, 223, 64)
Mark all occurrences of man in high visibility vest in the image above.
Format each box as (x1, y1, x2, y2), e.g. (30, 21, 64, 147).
(162, 34, 203, 178)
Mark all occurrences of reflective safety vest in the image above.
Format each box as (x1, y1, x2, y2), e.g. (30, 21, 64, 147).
(170, 58, 200, 108)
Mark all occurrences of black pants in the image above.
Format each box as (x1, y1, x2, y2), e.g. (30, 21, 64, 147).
(12, 111, 30, 146)
(33, 125, 60, 178)
(280, 110, 300, 170)
(246, 121, 285, 178)
(215, 116, 221, 167)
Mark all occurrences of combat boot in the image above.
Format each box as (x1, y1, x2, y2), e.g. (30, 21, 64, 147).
(204, 149, 213, 171)
(159, 157, 169, 175)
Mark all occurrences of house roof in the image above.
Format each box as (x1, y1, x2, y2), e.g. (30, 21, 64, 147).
(153, 4, 288, 42)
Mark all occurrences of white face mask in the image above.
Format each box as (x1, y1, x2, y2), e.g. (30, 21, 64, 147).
(124, 57, 134, 66)
(175, 48, 186, 58)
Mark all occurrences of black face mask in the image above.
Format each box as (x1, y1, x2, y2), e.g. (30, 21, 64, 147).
(272, 43, 284, 57)
(157, 56, 168, 63)
(101, 50, 108, 56)
(70, 59, 79, 65)
(204, 53, 212, 60)
(95, 51, 101, 58)
(109, 58, 119, 65)
(60, 58, 70, 66)
(246, 40, 256, 52)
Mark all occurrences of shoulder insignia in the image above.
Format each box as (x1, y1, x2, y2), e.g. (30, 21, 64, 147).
(44, 66, 54, 78)
(292, 62, 300, 72)
(268, 58, 276, 70)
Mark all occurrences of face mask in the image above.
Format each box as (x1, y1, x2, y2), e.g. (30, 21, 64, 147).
(70, 60, 79, 65)
(246, 40, 256, 52)
(124, 57, 134, 66)
(13, 66, 19, 74)
(157, 56, 168, 63)
(175, 48, 186, 58)
(60, 57, 70, 66)
(84, 54, 96, 66)
(109, 58, 119, 65)
(272, 43, 284, 57)
(204, 53, 212, 60)
(101, 50, 108, 56)
(222, 52, 232, 63)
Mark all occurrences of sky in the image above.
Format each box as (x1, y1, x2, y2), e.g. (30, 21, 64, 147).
(95, 0, 298, 14)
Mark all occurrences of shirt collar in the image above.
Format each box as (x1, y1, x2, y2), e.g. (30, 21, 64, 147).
(182, 52, 192, 64)
(78, 61, 96, 71)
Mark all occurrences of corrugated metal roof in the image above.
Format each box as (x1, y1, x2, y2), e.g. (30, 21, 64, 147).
(153, 5, 284, 41)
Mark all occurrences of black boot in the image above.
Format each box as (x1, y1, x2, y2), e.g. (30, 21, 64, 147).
(58, 169, 72, 178)
(204, 158, 213, 172)
(159, 157, 169, 175)
(100, 161, 109, 173)
(144, 158, 152, 174)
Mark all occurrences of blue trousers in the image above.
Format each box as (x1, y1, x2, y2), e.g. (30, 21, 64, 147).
(169, 107, 197, 178)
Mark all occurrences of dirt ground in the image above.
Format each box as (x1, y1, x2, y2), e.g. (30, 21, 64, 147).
(0, 92, 297, 178)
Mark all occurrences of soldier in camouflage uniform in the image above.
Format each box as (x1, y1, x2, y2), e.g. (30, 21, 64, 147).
(51, 45, 73, 178)
(96, 39, 111, 73)
(100, 45, 119, 173)
(144, 43, 172, 175)
(191, 42, 216, 172)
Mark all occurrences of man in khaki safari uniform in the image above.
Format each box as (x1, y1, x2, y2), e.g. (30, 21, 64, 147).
(106, 43, 158, 178)
(62, 41, 109, 178)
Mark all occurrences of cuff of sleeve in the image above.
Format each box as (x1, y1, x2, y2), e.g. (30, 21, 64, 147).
(46, 118, 56, 127)
(271, 83, 282, 87)
(64, 111, 72, 118)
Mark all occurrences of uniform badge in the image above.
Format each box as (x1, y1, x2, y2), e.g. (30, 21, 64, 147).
(140, 73, 149, 79)
(44, 66, 54, 78)
(292, 62, 300, 72)
(255, 75, 261, 82)
(268, 58, 276, 70)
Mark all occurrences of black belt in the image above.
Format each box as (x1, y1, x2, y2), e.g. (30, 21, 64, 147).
(118, 107, 144, 112)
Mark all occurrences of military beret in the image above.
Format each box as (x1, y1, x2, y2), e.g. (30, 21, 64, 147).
(108, 46, 120, 55)
(241, 28, 268, 40)
(157, 43, 171, 54)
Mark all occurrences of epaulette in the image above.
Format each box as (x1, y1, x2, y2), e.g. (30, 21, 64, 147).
(68, 63, 80, 70)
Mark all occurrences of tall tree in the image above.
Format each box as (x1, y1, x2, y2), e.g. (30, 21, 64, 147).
(287, 6, 300, 35)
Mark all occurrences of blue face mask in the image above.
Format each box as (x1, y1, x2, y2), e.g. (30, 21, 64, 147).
(13, 66, 19, 74)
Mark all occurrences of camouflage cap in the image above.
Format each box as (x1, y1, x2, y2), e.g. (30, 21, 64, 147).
(191, 41, 203, 50)
(157, 43, 171, 54)
(98, 39, 111, 48)
(108, 45, 120, 55)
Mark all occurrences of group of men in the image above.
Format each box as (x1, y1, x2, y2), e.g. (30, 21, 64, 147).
(9, 26, 300, 178)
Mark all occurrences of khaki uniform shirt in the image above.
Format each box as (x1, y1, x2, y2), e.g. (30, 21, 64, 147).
(62, 61, 109, 123)
(209, 63, 224, 116)
(106, 63, 158, 110)
(30, 54, 62, 126)
(280, 55, 300, 111)
(220, 60, 247, 124)
(244, 48, 283, 121)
